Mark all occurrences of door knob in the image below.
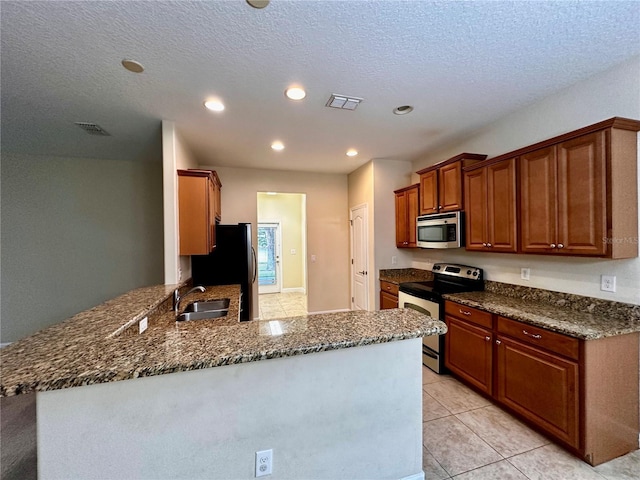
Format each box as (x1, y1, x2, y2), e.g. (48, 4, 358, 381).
(358, 270, 365, 275)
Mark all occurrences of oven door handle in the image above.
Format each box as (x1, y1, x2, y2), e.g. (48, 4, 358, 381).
(422, 347, 438, 360)
(401, 302, 434, 318)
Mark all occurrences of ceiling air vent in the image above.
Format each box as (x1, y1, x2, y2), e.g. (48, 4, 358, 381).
(74, 122, 111, 136)
(325, 94, 363, 111)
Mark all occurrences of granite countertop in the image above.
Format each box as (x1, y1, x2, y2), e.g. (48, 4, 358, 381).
(443, 290, 640, 340)
(379, 268, 433, 285)
(1, 284, 445, 397)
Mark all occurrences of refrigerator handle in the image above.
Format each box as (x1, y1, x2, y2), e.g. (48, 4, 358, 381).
(251, 246, 257, 284)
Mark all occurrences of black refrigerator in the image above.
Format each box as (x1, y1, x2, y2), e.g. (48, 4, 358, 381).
(191, 223, 256, 321)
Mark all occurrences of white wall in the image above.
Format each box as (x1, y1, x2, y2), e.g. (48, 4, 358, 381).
(201, 165, 350, 315)
(38, 340, 423, 480)
(411, 56, 640, 305)
(1, 153, 164, 342)
(161, 121, 199, 284)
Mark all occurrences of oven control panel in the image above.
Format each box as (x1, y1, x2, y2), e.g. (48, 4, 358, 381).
(432, 263, 482, 281)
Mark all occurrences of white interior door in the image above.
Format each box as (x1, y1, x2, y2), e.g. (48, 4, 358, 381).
(350, 204, 369, 310)
(258, 222, 282, 294)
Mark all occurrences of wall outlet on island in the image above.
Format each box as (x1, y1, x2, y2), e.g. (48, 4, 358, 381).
(521, 268, 530, 280)
(391, 255, 397, 265)
(139, 316, 148, 334)
(255, 449, 273, 477)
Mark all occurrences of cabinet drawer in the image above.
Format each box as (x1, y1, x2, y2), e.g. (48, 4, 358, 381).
(445, 301, 493, 329)
(380, 280, 399, 296)
(497, 316, 579, 361)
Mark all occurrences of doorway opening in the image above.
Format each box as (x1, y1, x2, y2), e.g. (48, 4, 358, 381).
(257, 192, 307, 319)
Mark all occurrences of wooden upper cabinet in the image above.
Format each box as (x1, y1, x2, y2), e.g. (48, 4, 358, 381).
(520, 133, 607, 256)
(419, 170, 439, 214)
(178, 169, 221, 256)
(417, 153, 487, 215)
(465, 158, 517, 253)
(394, 184, 419, 247)
(211, 171, 222, 221)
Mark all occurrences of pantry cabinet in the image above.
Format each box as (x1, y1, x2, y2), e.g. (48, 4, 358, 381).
(444, 299, 639, 466)
(178, 169, 220, 255)
(394, 184, 419, 248)
(416, 153, 487, 215)
(464, 158, 517, 253)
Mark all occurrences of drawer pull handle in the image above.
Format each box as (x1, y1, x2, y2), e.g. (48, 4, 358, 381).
(522, 329, 542, 340)
(460, 310, 472, 316)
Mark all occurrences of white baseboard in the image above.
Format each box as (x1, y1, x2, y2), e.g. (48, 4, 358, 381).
(0, 342, 12, 349)
(281, 287, 306, 294)
(399, 472, 424, 480)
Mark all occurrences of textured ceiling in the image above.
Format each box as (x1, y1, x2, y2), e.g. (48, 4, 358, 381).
(2, 1, 639, 174)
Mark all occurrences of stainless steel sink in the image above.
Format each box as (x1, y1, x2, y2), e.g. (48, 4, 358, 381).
(176, 309, 228, 322)
(183, 298, 230, 313)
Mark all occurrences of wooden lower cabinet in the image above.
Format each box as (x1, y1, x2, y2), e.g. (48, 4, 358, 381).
(445, 316, 492, 395)
(495, 335, 579, 448)
(444, 300, 639, 466)
(379, 280, 398, 309)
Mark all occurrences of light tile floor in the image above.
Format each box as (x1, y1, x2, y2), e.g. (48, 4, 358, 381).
(258, 292, 307, 320)
(422, 366, 640, 479)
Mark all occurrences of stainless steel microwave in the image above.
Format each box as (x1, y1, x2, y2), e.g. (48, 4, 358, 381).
(416, 211, 464, 249)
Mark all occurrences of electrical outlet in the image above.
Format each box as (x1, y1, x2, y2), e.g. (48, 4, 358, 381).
(311, 254, 316, 263)
(601, 275, 616, 292)
(391, 255, 397, 265)
(255, 449, 272, 477)
(521, 268, 530, 280)
(139, 316, 148, 334)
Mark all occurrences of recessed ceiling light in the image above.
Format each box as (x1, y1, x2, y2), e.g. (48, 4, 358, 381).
(204, 99, 225, 112)
(393, 105, 414, 115)
(247, 0, 269, 8)
(285, 86, 306, 100)
(271, 141, 284, 151)
(346, 149, 358, 157)
(121, 59, 144, 73)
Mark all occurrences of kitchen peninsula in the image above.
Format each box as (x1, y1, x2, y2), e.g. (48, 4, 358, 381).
(0, 283, 445, 480)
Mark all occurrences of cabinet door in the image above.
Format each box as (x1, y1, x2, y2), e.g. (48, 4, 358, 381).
(519, 147, 557, 253)
(179, 174, 210, 255)
(420, 170, 439, 214)
(464, 167, 487, 251)
(496, 335, 579, 448)
(406, 185, 419, 247)
(556, 132, 606, 256)
(380, 290, 398, 309)
(439, 162, 463, 212)
(212, 172, 222, 221)
(487, 158, 517, 252)
(445, 315, 493, 395)
(395, 191, 409, 247)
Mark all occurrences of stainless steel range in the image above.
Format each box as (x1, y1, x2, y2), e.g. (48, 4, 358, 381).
(399, 263, 483, 373)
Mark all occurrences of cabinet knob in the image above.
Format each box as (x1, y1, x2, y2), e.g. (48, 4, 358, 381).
(485, 336, 491, 342)
(557, 243, 564, 249)
(495, 339, 501, 345)
(438, 205, 442, 210)
(550, 243, 556, 248)
(482, 243, 487, 247)
(487, 243, 492, 248)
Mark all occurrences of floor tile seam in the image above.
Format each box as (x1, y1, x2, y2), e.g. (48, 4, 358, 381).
(421, 443, 450, 477)
(502, 457, 534, 480)
(449, 459, 530, 479)
(422, 391, 454, 416)
(505, 444, 609, 479)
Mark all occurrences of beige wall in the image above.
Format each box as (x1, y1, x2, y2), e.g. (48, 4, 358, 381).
(202, 166, 350, 316)
(257, 193, 306, 291)
(348, 160, 413, 309)
(411, 55, 640, 305)
(1, 153, 164, 343)
(162, 121, 199, 284)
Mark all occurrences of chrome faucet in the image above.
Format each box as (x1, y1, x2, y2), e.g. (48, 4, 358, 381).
(173, 286, 206, 313)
